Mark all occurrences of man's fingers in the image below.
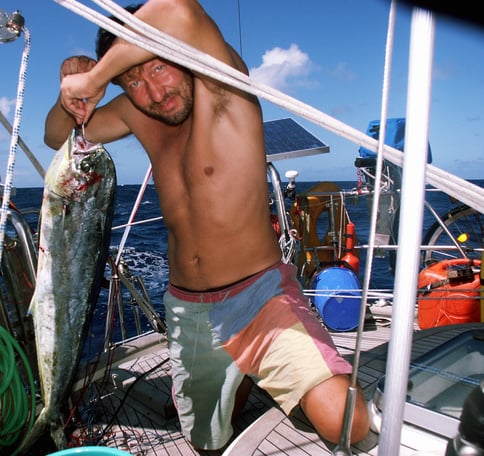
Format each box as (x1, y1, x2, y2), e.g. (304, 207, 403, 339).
(60, 71, 105, 124)
(82, 101, 97, 125)
(60, 55, 97, 81)
(60, 96, 87, 125)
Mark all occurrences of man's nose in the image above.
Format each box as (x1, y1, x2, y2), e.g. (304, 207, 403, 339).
(146, 79, 165, 102)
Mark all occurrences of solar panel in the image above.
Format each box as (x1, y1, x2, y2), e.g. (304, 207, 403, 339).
(264, 118, 329, 161)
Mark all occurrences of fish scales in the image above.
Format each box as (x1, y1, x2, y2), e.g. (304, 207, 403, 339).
(17, 130, 116, 454)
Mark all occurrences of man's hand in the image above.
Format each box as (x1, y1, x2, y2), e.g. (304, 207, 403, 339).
(60, 55, 96, 81)
(60, 62, 106, 125)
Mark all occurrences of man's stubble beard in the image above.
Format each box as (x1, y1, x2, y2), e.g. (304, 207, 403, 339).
(138, 78, 194, 126)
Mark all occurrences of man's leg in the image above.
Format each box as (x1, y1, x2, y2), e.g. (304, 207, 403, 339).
(300, 374, 370, 444)
(231, 375, 254, 423)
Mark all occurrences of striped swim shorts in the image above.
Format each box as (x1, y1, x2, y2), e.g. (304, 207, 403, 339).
(163, 261, 352, 449)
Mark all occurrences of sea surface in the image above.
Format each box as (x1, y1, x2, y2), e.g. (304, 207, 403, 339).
(9, 178, 483, 347)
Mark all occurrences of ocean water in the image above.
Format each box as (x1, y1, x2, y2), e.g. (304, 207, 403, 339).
(8, 178, 483, 344)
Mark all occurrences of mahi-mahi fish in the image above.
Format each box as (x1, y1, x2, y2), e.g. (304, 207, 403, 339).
(17, 129, 116, 454)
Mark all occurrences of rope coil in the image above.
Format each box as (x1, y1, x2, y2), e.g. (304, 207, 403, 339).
(0, 325, 36, 452)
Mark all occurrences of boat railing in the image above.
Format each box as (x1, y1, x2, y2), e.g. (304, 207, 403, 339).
(103, 255, 166, 350)
(0, 197, 166, 358)
(0, 208, 39, 377)
(273, 170, 483, 268)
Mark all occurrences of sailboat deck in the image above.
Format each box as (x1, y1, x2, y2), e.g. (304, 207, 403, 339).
(66, 320, 483, 456)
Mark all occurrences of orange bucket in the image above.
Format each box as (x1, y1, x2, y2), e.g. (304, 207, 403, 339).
(417, 258, 481, 329)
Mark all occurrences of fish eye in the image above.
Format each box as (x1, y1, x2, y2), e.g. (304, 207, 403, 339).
(80, 158, 93, 173)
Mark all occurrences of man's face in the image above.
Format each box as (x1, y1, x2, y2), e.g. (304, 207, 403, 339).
(118, 58, 194, 125)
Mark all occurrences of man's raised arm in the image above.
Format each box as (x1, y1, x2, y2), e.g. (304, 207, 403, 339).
(60, 0, 241, 124)
(44, 55, 96, 149)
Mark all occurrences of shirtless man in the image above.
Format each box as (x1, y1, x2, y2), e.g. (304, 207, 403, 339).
(44, 0, 369, 450)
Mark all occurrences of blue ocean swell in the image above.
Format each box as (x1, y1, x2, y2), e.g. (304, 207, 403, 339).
(9, 179, 483, 345)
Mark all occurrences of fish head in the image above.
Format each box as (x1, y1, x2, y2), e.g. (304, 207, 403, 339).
(45, 129, 116, 202)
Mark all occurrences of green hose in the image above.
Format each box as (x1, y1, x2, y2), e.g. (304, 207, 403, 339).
(0, 325, 36, 452)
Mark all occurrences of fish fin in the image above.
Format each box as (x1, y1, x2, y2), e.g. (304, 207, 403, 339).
(50, 424, 68, 451)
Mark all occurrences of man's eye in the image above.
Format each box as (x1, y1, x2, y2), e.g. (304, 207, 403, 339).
(130, 80, 141, 88)
(154, 64, 164, 73)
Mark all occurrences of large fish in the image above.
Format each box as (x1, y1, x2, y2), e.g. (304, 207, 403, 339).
(17, 129, 116, 454)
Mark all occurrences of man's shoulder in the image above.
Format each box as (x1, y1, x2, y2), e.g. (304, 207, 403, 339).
(100, 92, 139, 119)
(106, 92, 130, 107)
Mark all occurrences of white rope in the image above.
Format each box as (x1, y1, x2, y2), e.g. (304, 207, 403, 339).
(0, 111, 45, 179)
(0, 26, 31, 265)
(54, 0, 484, 213)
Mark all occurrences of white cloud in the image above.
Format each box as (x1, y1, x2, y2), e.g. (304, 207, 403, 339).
(0, 96, 16, 117)
(249, 43, 313, 90)
(331, 62, 356, 81)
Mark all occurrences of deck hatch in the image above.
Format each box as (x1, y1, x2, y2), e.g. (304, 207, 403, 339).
(372, 329, 484, 438)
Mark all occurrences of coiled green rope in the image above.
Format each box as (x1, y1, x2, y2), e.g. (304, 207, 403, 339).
(0, 325, 36, 451)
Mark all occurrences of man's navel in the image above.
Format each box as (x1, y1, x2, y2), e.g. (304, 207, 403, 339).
(204, 166, 214, 176)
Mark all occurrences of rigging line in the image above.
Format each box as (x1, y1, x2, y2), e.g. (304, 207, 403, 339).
(63, 0, 484, 212)
(237, 0, 243, 58)
(0, 111, 45, 179)
(64, 0, 266, 118)
(58, 0, 374, 145)
(334, 4, 397, 454)
(100, 357, 170, 436)
(0, 25, 30, 266)
(55, 0, 484, 213)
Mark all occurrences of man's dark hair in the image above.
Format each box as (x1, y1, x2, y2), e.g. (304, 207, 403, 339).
(95, 3, 143, 60)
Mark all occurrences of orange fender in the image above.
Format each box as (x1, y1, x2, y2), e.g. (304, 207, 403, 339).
(417, 258, 481, 329)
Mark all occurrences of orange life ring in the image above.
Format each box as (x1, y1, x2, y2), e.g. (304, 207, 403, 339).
(289, 182, 356, 284)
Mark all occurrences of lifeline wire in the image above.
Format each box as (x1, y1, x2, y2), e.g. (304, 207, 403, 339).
(0, 25, 30, 266)
(115, 165, 153, 265)
(54, 0, 484, 213)
(0, 111, 45, 179)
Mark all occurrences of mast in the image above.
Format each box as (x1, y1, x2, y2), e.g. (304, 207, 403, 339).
(378, 7, 435, 453)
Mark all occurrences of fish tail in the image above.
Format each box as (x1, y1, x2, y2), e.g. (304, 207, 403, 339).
(14, 409, 66, 456)
(14, 417, 48, 456)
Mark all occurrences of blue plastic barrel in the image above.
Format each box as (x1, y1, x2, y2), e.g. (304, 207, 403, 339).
(312, 266, 362, 331)
(48, 447, 131, 455)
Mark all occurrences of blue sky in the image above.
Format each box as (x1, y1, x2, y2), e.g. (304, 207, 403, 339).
(1, 0, 483, 188)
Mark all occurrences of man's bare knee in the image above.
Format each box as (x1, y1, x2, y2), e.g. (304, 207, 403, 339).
(299, 375, 370, 444)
